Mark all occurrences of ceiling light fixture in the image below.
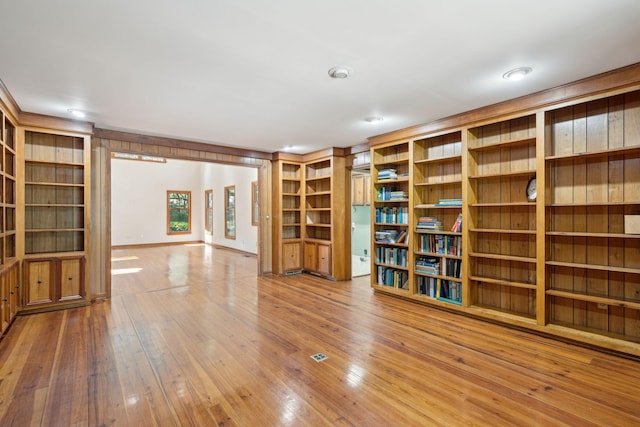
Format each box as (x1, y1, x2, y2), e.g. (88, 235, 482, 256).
(328, 66, 352, 79)
(502, 66, 533, 81)
(68, 109, 86, 118)
(364, 116, 384, 123)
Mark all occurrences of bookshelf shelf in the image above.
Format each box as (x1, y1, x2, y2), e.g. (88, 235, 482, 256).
(414, 154, 462, 165)
(545, 290, 640, 311)
(469, 276, 536, 290)
(468, 136, 535, 152)
(545, 143, 640, 161)
(468, 169, 535, 179)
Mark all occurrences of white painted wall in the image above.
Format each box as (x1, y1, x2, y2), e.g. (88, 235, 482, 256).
(111, 157, 258, 254)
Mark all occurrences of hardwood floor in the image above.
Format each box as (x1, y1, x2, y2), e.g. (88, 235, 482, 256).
(1, 244, 640, 426)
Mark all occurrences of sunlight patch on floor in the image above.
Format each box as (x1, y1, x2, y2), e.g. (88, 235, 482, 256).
(112, 256, 139, 262)
(112, 267, 143, 275)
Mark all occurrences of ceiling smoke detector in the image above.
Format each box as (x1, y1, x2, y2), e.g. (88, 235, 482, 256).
(328, 66, 352, 79)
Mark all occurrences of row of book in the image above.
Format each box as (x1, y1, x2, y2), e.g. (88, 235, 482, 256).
(377, 267, 409, 289)
(376, 247, 408, 267)
(375, 207, 409, 224)
(415, 256, 462, 278)
(377, 187, 408, 201)
(375, 229, 407, 244)
(417, 276, 461, 303)
(417, 234, 462, 256)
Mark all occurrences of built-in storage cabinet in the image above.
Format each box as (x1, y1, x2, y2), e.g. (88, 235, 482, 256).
(1, 261, 19, 334)
(303, 240, 331, 276)
(371, 142, 411, 292)
(272, 160, 303, 274)
(467, 115, 537, 319)
(545, 91, 640, 343)
(272, 152, 349, 279)
(0, 110, 18, 336)
(413, 132, 463, 305)
(24, 256, 85, 308)
(21, 129, 90, 312)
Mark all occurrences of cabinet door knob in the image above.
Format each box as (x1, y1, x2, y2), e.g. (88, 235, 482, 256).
(68, 277, 73, 280)
(37, 280, 42, 284)
(10, 291, 14, 295)
(2, 298, 6, 302)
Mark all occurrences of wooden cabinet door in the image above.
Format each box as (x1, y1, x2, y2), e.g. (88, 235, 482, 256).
(8, 263, 19, 320)
(352, 175, 365, 206)
(60, 257, 85, 302)
(303, 241, 317, 272)
(364, 175, 371, 206)
(1, 271, 8, 332)
(317, 243, 331, 276)
(25, 260, 54, 306)
(283, 241, 301, 271)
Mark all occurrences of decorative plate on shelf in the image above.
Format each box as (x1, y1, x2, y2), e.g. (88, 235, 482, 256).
(526, 177, 536, 202)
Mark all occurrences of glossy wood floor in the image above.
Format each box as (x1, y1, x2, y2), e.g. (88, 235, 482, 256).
(1, 244, 640, 426)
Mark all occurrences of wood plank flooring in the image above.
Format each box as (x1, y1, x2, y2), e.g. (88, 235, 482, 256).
(1, 243, 640, 426)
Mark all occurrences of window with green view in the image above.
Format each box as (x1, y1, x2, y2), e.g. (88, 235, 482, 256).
(167, 190, 191, 234)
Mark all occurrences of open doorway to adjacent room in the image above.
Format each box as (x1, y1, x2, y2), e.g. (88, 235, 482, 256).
(350, 169, 371, 277)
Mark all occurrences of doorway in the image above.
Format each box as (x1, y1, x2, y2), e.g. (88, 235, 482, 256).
(351, 170, 371, 277)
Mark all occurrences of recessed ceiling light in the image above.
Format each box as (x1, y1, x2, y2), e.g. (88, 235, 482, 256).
(502, 67, 533, 81)
(68, 109, 86, 118)
(328, 66, 352, 79)
(364, 116, 384, 123)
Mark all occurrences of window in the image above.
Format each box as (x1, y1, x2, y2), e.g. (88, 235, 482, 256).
(205, 189, 213, 234)
(167, 191, 191, 234)
(224, 186, 236, 239)
(251, 181, 259, 226)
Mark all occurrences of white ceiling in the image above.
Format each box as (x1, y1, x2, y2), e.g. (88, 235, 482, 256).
(1, 1, 639, 154)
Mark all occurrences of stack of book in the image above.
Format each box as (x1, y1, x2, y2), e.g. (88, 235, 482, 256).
(416, 216, 443, 230)
(389, 190, 408, 200)
(417, 276, 438, 297)
(378, 169, 397, 180)
(435, 198, 462, 207)
(415, 256, 440, 275)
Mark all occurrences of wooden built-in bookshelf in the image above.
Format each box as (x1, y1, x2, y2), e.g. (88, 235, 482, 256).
(21, 129, 91, 312)
(467, 115, 537, 319)
(272, 160, 303, 274)
(371, 141, 411, 292)
(413, 131, 463, 306)
(272, 150, 349, 280)
(366, 66, 640, 356)
(0, 110, 19, 336)
(544, 91, 640, 343)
